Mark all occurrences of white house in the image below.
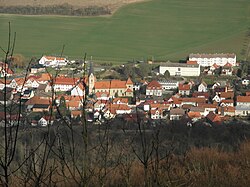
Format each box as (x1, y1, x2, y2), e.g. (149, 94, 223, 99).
(189, 53, 236, 67)
(242, 77, 250, 86)
(235, 106, 250, 116)
(51, 77, 80, 92)
(198, 81, 207, 92)
(146, 80, 162, 96)
(71, 83, 85, 97)
(38, 116, 54, 126)
(236, 96, 250, 107)
(39, 56, 68, 67)
(159, 80, 179, 90)
(158, 62, 200, 77)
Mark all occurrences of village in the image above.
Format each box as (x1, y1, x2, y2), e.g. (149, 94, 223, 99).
(0, 53, 250, 127)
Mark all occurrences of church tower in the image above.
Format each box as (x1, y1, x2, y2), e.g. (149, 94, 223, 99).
(88, 61, 95, 95)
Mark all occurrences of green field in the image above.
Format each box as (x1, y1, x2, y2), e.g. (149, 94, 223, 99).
(0, 0, 249, 63)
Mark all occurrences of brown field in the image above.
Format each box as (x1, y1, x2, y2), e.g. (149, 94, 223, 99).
(0, 0, 147, 12)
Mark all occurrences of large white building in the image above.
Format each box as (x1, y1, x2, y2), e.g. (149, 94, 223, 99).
(158, 62, 200, 77)
(39, 56, 68, 67)
(189, 53, 236, 67)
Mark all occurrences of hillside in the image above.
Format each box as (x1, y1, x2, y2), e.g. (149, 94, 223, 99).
(0, 0, 249, 62)
(0, 0, 146, 12)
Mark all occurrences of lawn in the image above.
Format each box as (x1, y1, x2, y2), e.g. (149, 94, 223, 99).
(0, 0, 249, 63)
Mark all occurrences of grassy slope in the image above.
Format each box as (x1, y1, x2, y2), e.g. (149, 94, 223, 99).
(0, 0, 249, 63)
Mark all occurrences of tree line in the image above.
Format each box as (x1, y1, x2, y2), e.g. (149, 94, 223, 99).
(0, 4, 111, 16)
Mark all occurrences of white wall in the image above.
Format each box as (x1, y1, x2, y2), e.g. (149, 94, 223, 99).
(159, 66, 200, 77)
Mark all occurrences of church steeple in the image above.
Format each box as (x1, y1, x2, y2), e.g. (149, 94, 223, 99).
(88, 61, 95, 95)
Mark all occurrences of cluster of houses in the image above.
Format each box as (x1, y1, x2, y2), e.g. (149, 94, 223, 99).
(0, 52, 249, 126)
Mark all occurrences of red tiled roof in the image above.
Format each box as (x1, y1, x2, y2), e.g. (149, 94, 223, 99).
(221, 99, 234, 104)
(181, 97, 206, 104)
(109, 104, 131, 114)
(44, 56, 66, 61)
(126, 77, 133, 85)
(192, 92, 210, 98)
(199, 103, 218, 109)
(186, 60, 198, 65)
(0, 79, 12, 84)
(188, 111, 201, 118)
(220, 91, 234, 99)
(147, 80, 162, 90)
(113, 97, 129, 104)
(206, 111, 221, 123)
(178, 84, 190, 91)
(150, 109, 162, 115)
(25, 96, 51, 105)
(71, 110, 82, 117)
(218, 106, 235, 113)
(212, 63, 220, 69)
(53, 77, 80, 85)
(237, 96, 250, 102)
(95, 79, 129, 89)
(95, 92, 109, 98)
(224, 62, 232, 67)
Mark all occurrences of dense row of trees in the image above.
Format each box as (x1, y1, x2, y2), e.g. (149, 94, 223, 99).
(0, 4, 111, 16)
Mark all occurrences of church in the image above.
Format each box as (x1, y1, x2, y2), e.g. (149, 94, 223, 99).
(87, 62, 133, 98)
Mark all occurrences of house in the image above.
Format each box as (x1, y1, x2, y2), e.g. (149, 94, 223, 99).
(150, 108, 167, 119)
(187, 111, 202, 122)
(236, 96, 250, 107)
(180, 97, 206, 107)
(221, 64, 233, 76)
(32, 104, 51, 112)
(158, 61, 200, 77)
(0, 62, 14, 77)
(104, 104, 131, 119)
(235, 106, 250, 116)
(158, 80, 179, 91)
(25, 96, 51, 112)
(22, 89, 35, 100)
(199, 103, 217, 116)
(209, 63, 220, 71)
(242, 77, 250, 86)
(51, 76, 80, 92)
(190, 106, 205, 116)
(30, 64, 45, 74)
(218, 106, 235, 116)
(95, 92, 110, 100)
(178, 84, 191, 96)
(189, 53, 236, 67)
(39, 56, 68, 67)
(71, 82, 85, 97)
(38, 116, 54, 126)
(220, 99, 234, 107)
(192, 92, 210, 100)
(0, 79, 12, 90)
(198, 81, 207, 92)
(66, 100, 83, 110)
(113, 98, 129, 105)
(146, 80, 162, 96)
(71, 110, 82, 118)
(206, 111, 222, 124)
(36, 73, 51, 84)
(220, 91, 234, 100)
(169, 108, 185, 120)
